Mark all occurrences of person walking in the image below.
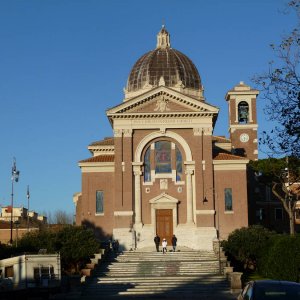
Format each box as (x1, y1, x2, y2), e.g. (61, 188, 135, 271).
(154, 234, 160, 252)
(171, 234, 177, 252)
(162, 238, 167, 254)
(113, 239, 119, 253)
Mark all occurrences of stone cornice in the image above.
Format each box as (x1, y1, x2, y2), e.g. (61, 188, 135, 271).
(108, 112, 217, 120)
(79, 162, 115, 173)
(88, 145, 115, 155)
(213, 159, 249, 171)
(230, 124, 258, 128)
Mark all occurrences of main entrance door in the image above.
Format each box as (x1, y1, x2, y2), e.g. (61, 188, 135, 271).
(156, 209, 173, 245)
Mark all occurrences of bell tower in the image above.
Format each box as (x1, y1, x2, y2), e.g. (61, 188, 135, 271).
(225, 81, 259, 161)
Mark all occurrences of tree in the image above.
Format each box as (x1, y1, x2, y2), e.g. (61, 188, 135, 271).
(18, 226, 99, 273)
(250, 157, 300, 235)
(43, 209, 74, 224)
(259, 235, 300, 281)
(253, 0, 300, 158)
(53, 210, 74, 225)
(55, 226, 99, 272)
(221, 225, 274, 271)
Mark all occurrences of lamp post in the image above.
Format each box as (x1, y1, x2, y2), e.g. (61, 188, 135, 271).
(14, 220, 20, 247)
(10, 157, 20, 245)
(27, 185, 30, 232)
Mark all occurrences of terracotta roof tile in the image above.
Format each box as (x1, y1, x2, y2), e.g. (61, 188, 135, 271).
(212, 136, 231, 143)
(79, 155, 114, 163)
(89, 138, 114, 146)
(213, 152, 248, 160)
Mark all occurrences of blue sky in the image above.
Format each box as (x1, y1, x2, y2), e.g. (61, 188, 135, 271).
(0, 0, 296, 217)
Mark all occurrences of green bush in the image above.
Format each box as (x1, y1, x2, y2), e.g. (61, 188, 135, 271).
(17, 225, 100, 273)
(259, 235, 300, 281)
(17, 229, 56, 252)
(55, 226, 100, 272)
(221, 225, 274, 270)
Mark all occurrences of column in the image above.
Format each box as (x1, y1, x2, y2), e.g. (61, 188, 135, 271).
(185, 169, 194, 224)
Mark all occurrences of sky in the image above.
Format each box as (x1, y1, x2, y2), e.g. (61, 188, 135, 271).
(0, 0, 297, 217)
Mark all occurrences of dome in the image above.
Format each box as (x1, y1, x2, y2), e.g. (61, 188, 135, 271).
(124, 26, 204, 100)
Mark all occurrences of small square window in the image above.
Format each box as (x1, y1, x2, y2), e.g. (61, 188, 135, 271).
(5, 266, 13, 278)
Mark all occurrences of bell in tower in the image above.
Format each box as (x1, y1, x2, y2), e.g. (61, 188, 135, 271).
(225, 81, 259, 161)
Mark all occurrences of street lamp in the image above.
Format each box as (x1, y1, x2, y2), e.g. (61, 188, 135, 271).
(27, 185, 30, 232)
(14, 220, 20, 247)
(10, 157, 20, 245)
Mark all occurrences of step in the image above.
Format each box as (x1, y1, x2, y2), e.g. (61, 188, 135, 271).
(80, 249, 233, 299)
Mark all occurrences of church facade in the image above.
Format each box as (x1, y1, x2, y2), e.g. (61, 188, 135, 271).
(74, 27, 259, 250)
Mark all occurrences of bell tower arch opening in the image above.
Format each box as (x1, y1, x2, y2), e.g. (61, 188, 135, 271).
(226, 81, 259, 160)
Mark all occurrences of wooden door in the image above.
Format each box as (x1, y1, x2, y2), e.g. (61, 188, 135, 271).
(156, 209, 173, 245)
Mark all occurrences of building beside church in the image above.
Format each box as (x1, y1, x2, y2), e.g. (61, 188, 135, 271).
(74, 26, 259, 250)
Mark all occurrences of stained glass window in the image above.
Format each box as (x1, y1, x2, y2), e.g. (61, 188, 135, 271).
(175, 145, 183, 181)
(224, 188, 233, 211)
(96, 191, 104, 213)
(144, 147, 151, 182)
(155, 141, 171, 173)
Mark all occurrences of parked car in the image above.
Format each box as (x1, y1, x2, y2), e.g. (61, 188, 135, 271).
(237, 280, 300, 299)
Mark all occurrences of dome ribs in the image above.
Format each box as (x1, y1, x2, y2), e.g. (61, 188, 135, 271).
(125, 29, 203, 100)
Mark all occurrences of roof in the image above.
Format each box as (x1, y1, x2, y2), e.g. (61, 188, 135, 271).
(89, 137, 114, 146)
(225, 81, 259, 99)
(127, 48, 201, 92)
(212, 136, 231, 143)
(126, 27, 202, 97)
(79, 155, 114, 163)
(213, 152, 248, 160)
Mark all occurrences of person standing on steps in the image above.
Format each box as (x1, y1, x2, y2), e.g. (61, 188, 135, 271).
(171, 234, 177, 252)
(162, 238, 167, 254)
(154, 234, 160, 252)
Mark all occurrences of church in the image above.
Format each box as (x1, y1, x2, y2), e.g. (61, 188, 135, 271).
(73, 26, 259, 250)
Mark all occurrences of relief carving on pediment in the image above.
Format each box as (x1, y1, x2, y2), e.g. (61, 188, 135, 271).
(128, 94, 197, 113)
(154, 96, 170, 112)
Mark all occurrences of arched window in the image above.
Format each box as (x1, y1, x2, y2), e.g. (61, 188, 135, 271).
(155, 141, 171, 174)
(238, 101, 249, 124)
(144, 147, 151, 182)
(176, 145, 183, 181)
(143, 141, 183, 182)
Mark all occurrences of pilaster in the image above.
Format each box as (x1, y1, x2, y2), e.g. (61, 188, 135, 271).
(114, 130, 123, 211)
(185, 165, 195, 225)
(123, 129, 133, 212)
(133, 163, 143, 225)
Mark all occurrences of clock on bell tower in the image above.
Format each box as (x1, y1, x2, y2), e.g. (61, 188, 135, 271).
(225, 81, 259, 161)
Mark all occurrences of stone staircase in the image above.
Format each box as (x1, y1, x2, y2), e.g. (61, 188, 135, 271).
(80, 249, 236, 299)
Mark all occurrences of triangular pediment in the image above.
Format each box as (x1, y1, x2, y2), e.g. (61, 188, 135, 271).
(149, 192, 179, 204)
(106, 86, 219, 116)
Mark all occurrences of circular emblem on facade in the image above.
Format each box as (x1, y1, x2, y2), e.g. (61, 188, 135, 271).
(240, 133, 249, 143)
